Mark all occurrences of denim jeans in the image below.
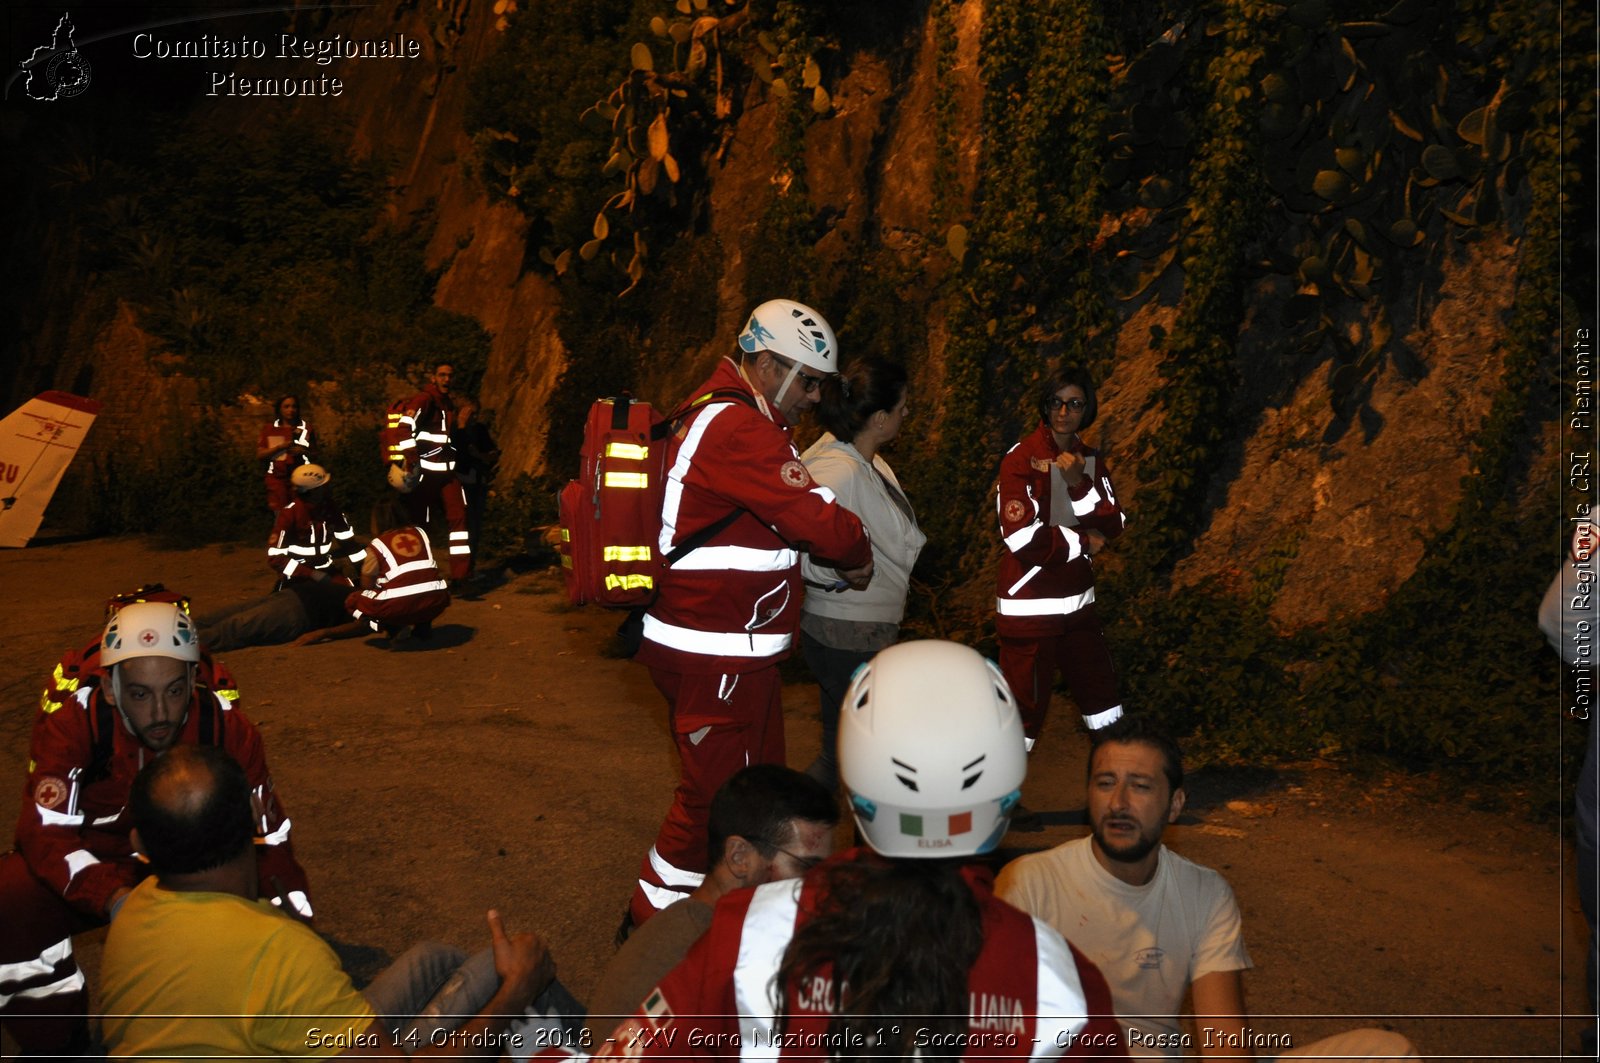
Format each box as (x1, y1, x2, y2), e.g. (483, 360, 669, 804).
(362, 944, 586, 1056)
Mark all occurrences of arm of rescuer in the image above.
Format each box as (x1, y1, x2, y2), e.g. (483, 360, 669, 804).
(224, 702, 315, 921)
(1191, 970, 1253, 1060)
(688, 403, 873, 588)
(341, 910, 555, 1058)
(999, 442, 1125, 568)
(15, 689, 144, 919)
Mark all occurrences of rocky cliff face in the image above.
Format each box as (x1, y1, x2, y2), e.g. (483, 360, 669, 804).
(25, 0, 1542, 630)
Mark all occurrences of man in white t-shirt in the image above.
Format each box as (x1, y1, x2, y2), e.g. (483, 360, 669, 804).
(996, 717, 1416, 1061)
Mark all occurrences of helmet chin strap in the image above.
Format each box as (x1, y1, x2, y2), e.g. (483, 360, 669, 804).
(771, 362, 804, 413)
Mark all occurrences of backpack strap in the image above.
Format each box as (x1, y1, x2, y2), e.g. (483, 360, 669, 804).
(654, 387, 759, 566)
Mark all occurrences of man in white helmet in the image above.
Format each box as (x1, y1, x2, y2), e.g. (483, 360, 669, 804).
(594, 640, 1127, 1061)
(0, 601, 311, 1056)
(267, 462, 366, 587)
(626, 299, 875, 930)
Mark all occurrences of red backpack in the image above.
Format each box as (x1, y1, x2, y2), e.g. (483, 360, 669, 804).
(380, 396, 412, 468)
(558, 389, 753, 609)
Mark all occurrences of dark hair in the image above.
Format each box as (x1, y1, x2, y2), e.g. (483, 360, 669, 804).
(707, 764, 839, 865)
(816, 358, 907, 443)
(274, 395, 300, 421)
(774, 856, 982, 1060)
(131, 746, 255, 877)
(1087, 715, 1184, 793)
(371, 497, 414, 538)
(1037, 364, 1098, 431)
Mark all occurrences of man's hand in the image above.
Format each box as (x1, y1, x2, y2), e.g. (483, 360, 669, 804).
(838, 557, 874, 591)
(1080, 529, 1107, 557)
(487, 909, 554, 1009)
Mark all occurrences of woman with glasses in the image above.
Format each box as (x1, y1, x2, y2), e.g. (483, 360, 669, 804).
(798, 357, 927, 790)
(995, 365, 1127, 770)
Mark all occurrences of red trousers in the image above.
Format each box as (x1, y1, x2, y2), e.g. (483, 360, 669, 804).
(629, 666, 786, 925)
(345, 588, 450, 634)
(404, 474, 471, 580)
(0, 851, 99, 1054)
(265, 474, 294, 513)
(998, 603, 1122, 743)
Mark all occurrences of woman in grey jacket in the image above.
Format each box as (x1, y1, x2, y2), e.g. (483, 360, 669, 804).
(799, 358, 927, 789)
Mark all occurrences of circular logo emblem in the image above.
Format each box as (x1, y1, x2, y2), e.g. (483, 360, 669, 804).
(47, 51, 92, 99)
(391, 531, 424, 558)
(780, 460, 809, 489)
(137, 628, 159, 647)
(34, 776, 68, 810)
(1003, 499, 1026, 524)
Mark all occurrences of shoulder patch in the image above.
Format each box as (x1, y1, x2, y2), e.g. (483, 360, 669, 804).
(780, 460, 810, 488)
(34, 775, 69, 810)
(1003, 499, 1027, 524)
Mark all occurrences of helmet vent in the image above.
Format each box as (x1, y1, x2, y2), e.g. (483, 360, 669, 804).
(962, 753, 986, 790)
(892, 757, 919, 792)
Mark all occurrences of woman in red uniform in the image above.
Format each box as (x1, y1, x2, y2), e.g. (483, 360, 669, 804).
(995, 366, 1127, 754)
(256, 394, 317, 513)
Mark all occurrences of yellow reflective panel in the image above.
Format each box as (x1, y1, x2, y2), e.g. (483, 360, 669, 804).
(217, 688, 240, 702)
(561, 527, 571, 542)
(604, 443, 649, 461)
(41, 694, 62, 714)
(603, 546, 653, 562)
(561, 555, 574, 569)
(604, 574, 655, 591)
(603, 472, 649, 489)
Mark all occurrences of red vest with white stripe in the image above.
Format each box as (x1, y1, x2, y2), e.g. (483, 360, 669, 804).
(995, 422, 1125, 637)
(365, 526, 448, 600)
(635, 359, 871, 675)
(599, 852, 1128, 1061)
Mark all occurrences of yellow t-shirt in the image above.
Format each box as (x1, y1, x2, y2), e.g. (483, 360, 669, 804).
(100, 879, 378, 1061)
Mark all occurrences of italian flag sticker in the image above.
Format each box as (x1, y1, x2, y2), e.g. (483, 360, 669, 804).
(899, 812, 974, 836)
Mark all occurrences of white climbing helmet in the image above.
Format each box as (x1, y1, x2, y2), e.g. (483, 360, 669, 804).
(292, 464, 330, 492)
(737, 298, 839, 376)
(838, 640, 1027, 859)
(102, 601, 201, 667)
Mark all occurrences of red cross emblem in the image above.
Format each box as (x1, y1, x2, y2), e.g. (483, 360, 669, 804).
(138, 628, 159, 647)
(780, 460, 810, 489)
(391, 531, 423, 558)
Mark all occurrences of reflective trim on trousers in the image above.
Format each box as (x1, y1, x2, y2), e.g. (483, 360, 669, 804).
(640, 615, 789, 658)
(1083, 704, 1123, 730)
(374, 580, 449, 600)
(668, 544, 797, 572)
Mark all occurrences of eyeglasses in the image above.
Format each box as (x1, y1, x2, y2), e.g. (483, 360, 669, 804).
(770, 355, 826, 395)
(1048, 397, 1087, 412)
(773, 846, 826, 872)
